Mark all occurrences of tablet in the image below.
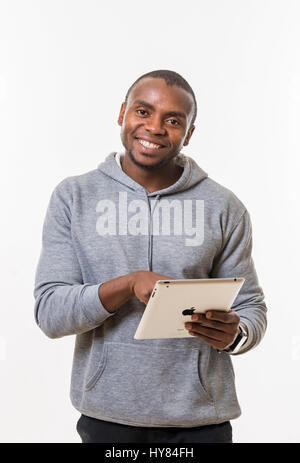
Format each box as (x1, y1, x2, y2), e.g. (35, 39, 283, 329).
(134, 278, 245, 340)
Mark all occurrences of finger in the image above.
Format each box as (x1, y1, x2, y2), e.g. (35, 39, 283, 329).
(185, 323, 233, 345)
(188, 330, 228, 350)
(205, 309, 239, 324)
(190, 315, 235, 334)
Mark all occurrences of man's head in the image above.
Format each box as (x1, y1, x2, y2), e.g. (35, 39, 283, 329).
(118, 70, 197, 171)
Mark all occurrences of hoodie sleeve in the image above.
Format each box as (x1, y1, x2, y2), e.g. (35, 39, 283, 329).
(210, 209, 267, 355)
(33, 179, 114, 339)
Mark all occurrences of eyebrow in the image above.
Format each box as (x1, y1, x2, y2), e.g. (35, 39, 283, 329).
(133, 99, 187, 120)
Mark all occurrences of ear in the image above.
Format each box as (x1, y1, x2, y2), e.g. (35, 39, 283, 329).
(118, 102, 126, 126)
(183, 125, 195, 146)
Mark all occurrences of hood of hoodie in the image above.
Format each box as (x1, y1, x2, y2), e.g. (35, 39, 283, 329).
(97, 151, 208, 196)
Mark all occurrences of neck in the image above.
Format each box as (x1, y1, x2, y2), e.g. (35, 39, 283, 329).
(120, 152, 183, 193)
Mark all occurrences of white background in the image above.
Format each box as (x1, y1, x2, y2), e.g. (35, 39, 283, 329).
(0, 0, 299, 443)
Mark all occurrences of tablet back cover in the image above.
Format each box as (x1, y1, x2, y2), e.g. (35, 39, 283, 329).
(134, 278, 244, 340)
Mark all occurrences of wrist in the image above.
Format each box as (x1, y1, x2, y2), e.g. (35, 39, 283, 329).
(128, 271, 138, 296)
(98, 273, 137, 314)
(239, 322, 248, 336)
(224, 323, 248, 354)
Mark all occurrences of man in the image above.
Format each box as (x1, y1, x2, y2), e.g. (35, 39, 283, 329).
(34, 70, 267, 444)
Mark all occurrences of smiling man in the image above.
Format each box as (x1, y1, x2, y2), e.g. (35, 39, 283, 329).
(34, 70, 267, 444)
(118, 76, 195, 192)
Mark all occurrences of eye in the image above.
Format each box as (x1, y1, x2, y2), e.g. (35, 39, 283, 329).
(167, 119, 180, 126)
(136, 109, 148, 116)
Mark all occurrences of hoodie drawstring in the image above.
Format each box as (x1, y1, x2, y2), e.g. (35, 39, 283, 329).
(146, 194, 161, 272)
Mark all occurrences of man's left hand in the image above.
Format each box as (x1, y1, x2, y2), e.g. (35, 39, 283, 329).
(184, 309, 240, 351)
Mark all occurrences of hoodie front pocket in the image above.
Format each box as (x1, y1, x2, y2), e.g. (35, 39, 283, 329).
(82, 341, 217, 426)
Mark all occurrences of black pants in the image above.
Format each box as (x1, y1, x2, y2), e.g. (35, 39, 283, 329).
(76, 414, 233, 443)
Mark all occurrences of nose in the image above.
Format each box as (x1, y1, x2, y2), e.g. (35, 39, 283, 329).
(144, 116, 166, 135)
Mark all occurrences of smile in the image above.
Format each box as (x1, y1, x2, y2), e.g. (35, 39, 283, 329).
(137, 139, 164, 150)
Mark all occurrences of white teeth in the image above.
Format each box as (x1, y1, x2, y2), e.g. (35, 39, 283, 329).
(138, 139, 161, 149)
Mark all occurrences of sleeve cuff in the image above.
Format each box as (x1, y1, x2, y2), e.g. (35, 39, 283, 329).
(81, 283, 115, 325)
(228, 317, 255, 355)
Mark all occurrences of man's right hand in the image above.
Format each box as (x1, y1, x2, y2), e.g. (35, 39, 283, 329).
(130, 270, 174, 305)
(98, 270, 174, 313)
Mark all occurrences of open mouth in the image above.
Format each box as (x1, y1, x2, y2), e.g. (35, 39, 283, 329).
(134, 137, 166, 153)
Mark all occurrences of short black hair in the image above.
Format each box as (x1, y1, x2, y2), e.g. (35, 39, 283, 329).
(124, 70, 197, 128)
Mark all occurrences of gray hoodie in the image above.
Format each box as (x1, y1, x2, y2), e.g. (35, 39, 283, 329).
(34, 151, 267, 427)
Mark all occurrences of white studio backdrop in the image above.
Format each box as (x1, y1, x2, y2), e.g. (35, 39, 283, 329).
(0, 0, 299, 443)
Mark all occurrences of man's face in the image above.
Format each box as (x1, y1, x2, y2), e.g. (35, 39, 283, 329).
(118, 78, 195, 170)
